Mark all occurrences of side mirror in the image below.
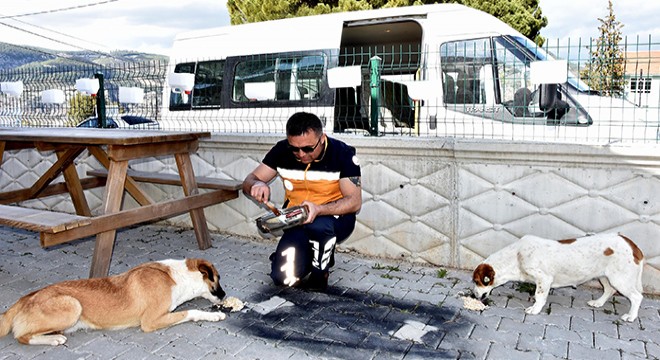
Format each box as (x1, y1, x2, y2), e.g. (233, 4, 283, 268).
(531, 60, 568, 114)
(538, 84, 558, 111)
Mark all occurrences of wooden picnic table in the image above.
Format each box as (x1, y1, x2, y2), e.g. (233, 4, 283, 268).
(0, 127, 240, 278)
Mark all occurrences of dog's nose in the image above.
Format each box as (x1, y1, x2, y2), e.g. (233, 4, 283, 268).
(213, 286, 226, 299)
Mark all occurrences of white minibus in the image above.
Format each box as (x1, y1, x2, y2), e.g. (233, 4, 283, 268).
(160, 3, 659, 143)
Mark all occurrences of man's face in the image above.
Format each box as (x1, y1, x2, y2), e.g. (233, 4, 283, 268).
(287, 131, 324, 164)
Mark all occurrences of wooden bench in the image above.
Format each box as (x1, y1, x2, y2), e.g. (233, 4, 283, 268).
(0, 169, 242, 244)
(0, 204, 91, 234)
(87, 169, 243, 191)
(1, 128, 241, 278)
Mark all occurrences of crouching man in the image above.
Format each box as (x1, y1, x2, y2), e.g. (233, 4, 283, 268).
(242, 112, 362, 291)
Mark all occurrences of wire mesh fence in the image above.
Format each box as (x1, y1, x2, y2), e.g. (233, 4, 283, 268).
(1, 37, 659, 144)
(0, 60, 167, 129)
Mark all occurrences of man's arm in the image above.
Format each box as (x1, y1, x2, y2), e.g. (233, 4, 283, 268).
(303, 176, 362, 223)
(242, 163, 277, 203)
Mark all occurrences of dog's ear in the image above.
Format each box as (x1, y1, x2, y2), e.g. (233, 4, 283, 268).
(197, 261, 216, 282)
(473, 263, 495, 287)
(482, 265, 495, 285)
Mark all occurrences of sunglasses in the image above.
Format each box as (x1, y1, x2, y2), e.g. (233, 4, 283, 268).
(288, 136, 322, 153)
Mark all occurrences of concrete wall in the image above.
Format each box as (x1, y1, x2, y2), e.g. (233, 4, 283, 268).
(2, 134, 659, 294)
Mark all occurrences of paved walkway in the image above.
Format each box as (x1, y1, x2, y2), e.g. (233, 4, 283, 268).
(0, 225, 658, 359)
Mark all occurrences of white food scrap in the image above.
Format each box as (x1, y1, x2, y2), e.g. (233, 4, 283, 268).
(461, 296, 488, 311)
(221, 296, 245, 312)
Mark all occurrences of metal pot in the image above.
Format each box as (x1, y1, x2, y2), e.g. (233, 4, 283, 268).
(256, 205, 309, 233)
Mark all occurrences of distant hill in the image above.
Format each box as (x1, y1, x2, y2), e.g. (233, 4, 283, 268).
(0, 42, 167, 70)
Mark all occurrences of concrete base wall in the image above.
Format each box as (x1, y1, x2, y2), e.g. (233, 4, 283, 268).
(3, 134, 659, 294)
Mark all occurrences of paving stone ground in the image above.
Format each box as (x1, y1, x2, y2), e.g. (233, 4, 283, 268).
(1, 224, 658, 359)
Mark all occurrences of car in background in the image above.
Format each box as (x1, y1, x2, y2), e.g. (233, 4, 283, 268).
(77, 115, 160, 129)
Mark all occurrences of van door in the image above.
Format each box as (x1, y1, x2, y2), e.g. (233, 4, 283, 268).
(337, 19, 423, 134)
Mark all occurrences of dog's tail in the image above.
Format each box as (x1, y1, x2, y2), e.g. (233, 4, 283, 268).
(0, 306, 17, 337)
(0, 314, 10, 337)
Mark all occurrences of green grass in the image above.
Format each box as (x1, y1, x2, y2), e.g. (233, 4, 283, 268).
(515, 282, 536, 296)
(372, 263, 400, 272)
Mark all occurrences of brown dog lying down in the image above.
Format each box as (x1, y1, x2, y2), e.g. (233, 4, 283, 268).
(0, 258, 227, 346)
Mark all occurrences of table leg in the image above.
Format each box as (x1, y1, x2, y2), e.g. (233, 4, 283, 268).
(58, 150, 92, 217)
(175, 152, 212, 250)
(89, 159, 128, 278)
(0, 141, 5, 165)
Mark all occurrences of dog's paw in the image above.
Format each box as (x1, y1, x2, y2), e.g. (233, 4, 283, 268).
(188, 309, 226, 322)
(587, 299, 605, 308)
(29, 334, 67, 346)
(525, 305, 542, 315)
(620, 313, 637, 322)
(206, 311, 226, 322)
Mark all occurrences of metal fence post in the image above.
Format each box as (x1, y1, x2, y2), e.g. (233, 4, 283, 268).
(369, 56, 381, 136)
(94, 73, 107, 128)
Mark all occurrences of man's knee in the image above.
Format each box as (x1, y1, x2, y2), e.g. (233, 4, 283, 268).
(270, 244, 307, 286)
(310, 236, 336, 271)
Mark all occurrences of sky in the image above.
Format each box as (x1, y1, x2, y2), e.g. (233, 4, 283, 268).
(0, 0, 657, 56)
(539, 0, 660, 44)
(0, 0, 230, 55)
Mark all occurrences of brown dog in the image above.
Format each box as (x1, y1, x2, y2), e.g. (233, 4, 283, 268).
(0, 258, 227, 346)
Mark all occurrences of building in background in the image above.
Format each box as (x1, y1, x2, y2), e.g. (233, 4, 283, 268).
(624, 50, 660, 108)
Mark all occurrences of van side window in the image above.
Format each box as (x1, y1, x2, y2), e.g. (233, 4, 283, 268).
(440, 37, 547, 121)
(193, 60, 224, 107)
(232, 54, 325, 103)
(169, 62, 195, 110)
(492, 38, 536, 117)
(440, 39, 491, 106)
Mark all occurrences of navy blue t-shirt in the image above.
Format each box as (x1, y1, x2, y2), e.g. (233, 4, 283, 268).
(263, 136, 360, 207)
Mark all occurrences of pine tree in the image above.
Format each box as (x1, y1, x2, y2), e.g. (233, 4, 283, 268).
(579, 0, 625, 96)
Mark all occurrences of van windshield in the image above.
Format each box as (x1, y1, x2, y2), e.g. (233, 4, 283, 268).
(509, 36, 591, 93)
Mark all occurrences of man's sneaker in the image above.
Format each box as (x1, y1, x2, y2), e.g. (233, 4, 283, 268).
(302, 271, 329, 292)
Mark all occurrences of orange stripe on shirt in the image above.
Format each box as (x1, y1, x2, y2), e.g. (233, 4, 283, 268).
(281, 175, 342, 207)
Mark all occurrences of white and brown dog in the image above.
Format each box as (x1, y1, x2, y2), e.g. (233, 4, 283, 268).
(0, 258, 227, 346)
(472, 233, 644, 322)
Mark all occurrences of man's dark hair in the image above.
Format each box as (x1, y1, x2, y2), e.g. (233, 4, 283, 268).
(286, 112, 323, 137)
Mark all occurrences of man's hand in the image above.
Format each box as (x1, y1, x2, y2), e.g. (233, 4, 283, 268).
(250, 180, 271, 203)
(301, 201, 319, 224)
(242, 164, 278, 204)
